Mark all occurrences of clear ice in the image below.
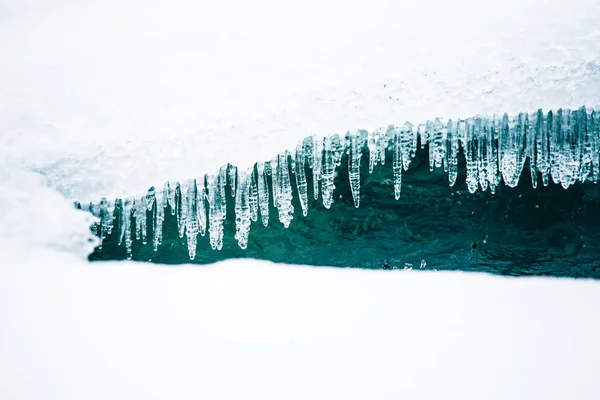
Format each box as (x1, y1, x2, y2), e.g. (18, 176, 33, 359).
(89, 107, 600, 259)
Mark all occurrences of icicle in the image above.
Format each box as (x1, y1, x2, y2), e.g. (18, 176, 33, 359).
(165, 181, 176, 215)
(256, 162, 270, 227)
(290, 150, 296, 175)
(304, 137, 314, 169)
(418, 123, 427, 150)
(113, 199, 123, 246)
(219, 165, 227, 215)
(430, 118, 445, 170)
(553, 109, 568, 188)
(464, 119, 479, 193)
(442, 121, 450, 174)
(145, 187, 155, 211)
(228, 164, 237, 197)
(400, 122, 414, 171)
(536, 109, 550, 186)
(275, 152, 294, 227)
(153, 191, 163, 251)
(133, 196, 140, 242)
(549, 108, 582, 189)
(474, 118, 488, 192)
(590, 110, 600, 183)
(125, 200, 133, 259)
(185, 179, 199, 260)
(486, 117, 499, 194)
(321, 135, 338, 209)
(348, 130, 362, 208)
(393, 127, 402, 200)
(367, 129, 379, 174)
(98, 197, 112, 248)
(295, 142, 309, 216)
(528, 112, 538, 188)
(499, 113, 526, 188)
(145, 189, 158, 248)
(312, 134, 322, 200)
(379, 127, 389, 165)
(520, 112, 530, 185)
(579, 106, 592, 183)
(174, 182, 186, 238)
(234, 170, 251, 249)
(107, 202, 115, 236)
(115, 199, 125, 246)
(249, 169, 258, 222)
(207, 173, 225, 250)
(332, 134, 343, 168)
(549, 110, 561, 186)
(134, 195, 147, 244)
(446, 120, 459, 187)
(196, 177, 207, 236)
(561, 110, 585, 189)
(561, 109, 575, 188)
(270, 156, 279, 217)
(118, 198, 133, 260)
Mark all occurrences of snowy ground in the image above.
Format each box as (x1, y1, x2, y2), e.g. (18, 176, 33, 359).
(2, 0, 600, 398)
(2, 246, 600, 400)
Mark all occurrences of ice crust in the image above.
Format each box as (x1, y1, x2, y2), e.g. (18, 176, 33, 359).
(1, 0, 600, 206)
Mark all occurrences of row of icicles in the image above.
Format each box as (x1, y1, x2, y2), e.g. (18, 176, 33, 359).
(88, 106, 600, 260)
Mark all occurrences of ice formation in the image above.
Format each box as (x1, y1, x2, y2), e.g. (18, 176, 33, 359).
(87, 107, 600, 259)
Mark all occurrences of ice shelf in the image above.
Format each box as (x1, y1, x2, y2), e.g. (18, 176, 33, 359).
(85, 107, 600, 260)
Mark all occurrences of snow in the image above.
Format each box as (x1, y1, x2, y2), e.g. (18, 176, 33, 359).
(1, 0, 600, 202)
(1, 249, 600, 400)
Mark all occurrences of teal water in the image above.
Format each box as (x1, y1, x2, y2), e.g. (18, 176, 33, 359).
(88, 144, 600, 278)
